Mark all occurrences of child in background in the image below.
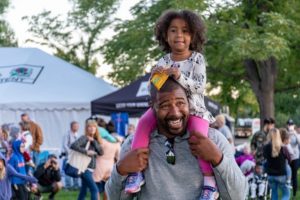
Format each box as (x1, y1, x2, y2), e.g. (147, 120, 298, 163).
(235, 143, 256, 177)
(0, 152, 37, 200)
(248, 163, 267, 200)
(19, 121, 35, 174)
(126, 10, 217, 199)
(280, 128, 293, 188)
(8, 140, 30, 200)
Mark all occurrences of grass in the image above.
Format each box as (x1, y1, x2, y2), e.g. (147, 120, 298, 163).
(43, 174, 300, 200)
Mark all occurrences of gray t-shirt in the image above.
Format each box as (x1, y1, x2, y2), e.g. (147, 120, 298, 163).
(105, 128, 248, 200)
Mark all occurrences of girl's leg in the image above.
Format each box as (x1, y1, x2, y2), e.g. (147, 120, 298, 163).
(125, 109, 156, 194)
(188, 115, 218, 199)
(131, 108, 157, 149)
(187, 116, 212, 175)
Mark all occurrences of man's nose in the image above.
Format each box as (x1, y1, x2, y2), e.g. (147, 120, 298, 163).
(169, 104, 180, 116)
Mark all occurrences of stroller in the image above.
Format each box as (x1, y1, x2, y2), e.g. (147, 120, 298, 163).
(246, 164, 270, 200)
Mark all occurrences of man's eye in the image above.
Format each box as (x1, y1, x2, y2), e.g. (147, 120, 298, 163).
(160, 104, 169, 109)
(177, 101, 185, 106)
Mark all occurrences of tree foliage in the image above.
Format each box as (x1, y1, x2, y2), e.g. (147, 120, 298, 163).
(102, 0, 300, 122)
(0, 0, 17, 46)
(23, 0, 120, 74)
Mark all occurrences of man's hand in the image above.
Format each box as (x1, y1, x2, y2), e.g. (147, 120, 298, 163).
(116, 148, 149, 176)
(44, 159, 51, 169)
(188, 131, 223, 167)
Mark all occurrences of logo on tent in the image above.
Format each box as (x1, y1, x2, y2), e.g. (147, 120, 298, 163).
(136, 81, 149, 97)
(0, 64, 43, 84)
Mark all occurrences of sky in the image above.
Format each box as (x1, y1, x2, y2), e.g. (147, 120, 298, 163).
(4, 0, 138, 81)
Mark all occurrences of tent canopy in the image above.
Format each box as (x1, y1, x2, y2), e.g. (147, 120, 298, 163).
(92, 74, 222, 117)
(0, 48, 115, 110)
(0, 47, 115, 151)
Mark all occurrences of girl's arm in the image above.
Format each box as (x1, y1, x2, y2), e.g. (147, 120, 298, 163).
(7, 164, 37, 183)
(177, 54, 206, 94)
(70, 136, 89, 155)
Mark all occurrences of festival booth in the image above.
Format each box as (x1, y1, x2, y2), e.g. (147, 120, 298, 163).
(91, 73, 222, 136)
(0, 48, 115, 152)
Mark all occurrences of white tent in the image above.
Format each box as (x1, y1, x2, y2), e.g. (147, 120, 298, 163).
(0, 48, 115, 152)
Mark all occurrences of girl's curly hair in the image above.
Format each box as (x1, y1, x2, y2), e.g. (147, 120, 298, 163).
(155, 9, 206, 53)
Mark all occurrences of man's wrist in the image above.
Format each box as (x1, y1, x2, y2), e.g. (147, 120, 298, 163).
(116, 162, 127, 176)
(211, 152, 223, 167)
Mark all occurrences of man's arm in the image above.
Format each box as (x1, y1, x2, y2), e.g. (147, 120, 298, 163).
(105, 135, 148, 200)
(189, 129, 248, 200)
(209, 129, 248, 200)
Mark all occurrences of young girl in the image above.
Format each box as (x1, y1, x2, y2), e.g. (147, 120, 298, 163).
(0, 152, 37, 200)
(125, 10, 218, 199)
(8, 140, 31, 200)
(70, 119, 104, 200)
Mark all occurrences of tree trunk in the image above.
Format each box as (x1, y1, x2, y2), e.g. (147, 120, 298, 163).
(244, 57, 277, 128)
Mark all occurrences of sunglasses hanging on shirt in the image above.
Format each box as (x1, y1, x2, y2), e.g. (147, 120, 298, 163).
(165, 138, 176, 165)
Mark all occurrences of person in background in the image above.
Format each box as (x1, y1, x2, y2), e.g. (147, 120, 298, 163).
(93, 138, 120, 200)
(20, 113, 43, 165)
(70, 120, 104, 200)
(96, 118, 118, 143)
(19, 122, 35, 175)
(126, 124, 136, 137)
(248, 163, 267, 200)
(0, 152, 37, 200)
(106, 120, 124, 143)
(0, 126, 9, 158)
(61, 121, 81, 190)
(251, 118, 275, 165)
(8, 140, 29, 200)
(286, 118, 300, 198)
(263, 128, 290, 200)
(214, 114, 234, 145)
(280, 128, 293, 188)
(33, 154, 62, 200)
(235, 143, 255, 177)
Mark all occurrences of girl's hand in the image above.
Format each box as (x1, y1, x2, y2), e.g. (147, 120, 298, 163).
(150, 66, 166, 79)
(167, 67, 181, 80)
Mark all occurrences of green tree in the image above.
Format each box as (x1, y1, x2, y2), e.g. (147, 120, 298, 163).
(0, 0, 17, 46)
(102, 0, 300, 123)
(23, 0, 120, 74)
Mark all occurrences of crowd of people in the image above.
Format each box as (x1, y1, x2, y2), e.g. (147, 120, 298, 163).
(234, 118, 300, 200)
(1, 8, 299, 200)
(0, 114, 132, 200)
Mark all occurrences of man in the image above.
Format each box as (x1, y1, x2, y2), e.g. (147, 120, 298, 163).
(20, 113, 43, 165)
(286, 118, 300, 198)
(105, 77, 247, 200)
(33, 154, 62, 200)
(61, 121, 81, 190)
(214, 114, 234, 145)
(250, 118, 275, 164)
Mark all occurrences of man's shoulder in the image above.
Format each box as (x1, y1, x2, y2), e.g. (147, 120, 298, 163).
(207, 128, 228, 144)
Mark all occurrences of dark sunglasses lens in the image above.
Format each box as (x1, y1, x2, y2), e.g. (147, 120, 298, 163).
(166, 150, 175, 165)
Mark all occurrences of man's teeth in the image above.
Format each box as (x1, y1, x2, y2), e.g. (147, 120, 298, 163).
(169, 119, 181, 125)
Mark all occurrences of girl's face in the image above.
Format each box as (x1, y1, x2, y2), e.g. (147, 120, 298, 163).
(166, 18, 191, 54)
(87, 124, 97, 136)
(20, 143, 25, 153)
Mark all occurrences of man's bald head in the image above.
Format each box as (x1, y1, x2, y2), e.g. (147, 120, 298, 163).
(149, 77, 187, 104)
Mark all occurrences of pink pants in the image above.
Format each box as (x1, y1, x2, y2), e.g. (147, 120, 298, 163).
(131, 108, 212, 174)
